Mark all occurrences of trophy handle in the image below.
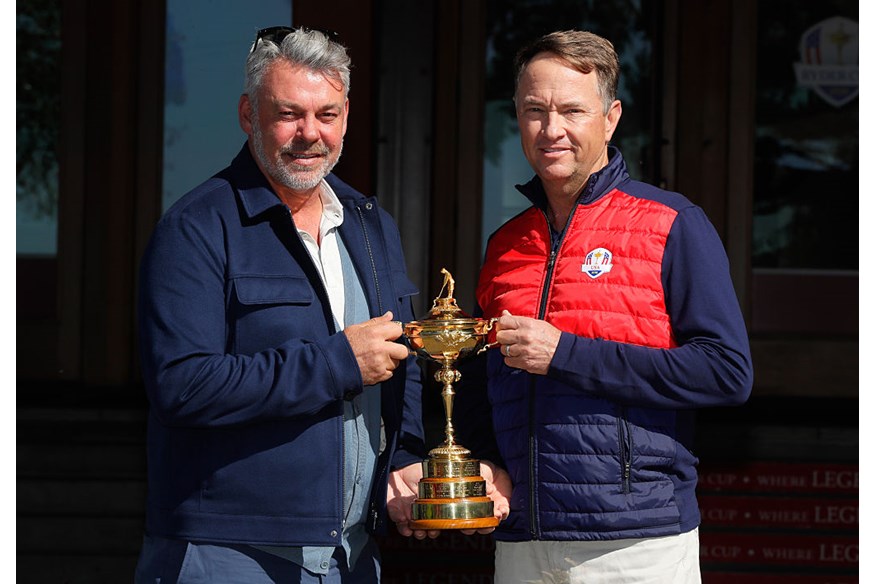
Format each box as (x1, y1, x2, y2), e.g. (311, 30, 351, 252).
(395, 323, 410, 348)
(476, 318, 500, 354)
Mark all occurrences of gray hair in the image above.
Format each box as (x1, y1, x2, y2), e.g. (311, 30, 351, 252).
(244, 28, 351, 112)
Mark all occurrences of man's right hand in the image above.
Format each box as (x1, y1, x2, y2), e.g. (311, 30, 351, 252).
(343, 311, 409, 385)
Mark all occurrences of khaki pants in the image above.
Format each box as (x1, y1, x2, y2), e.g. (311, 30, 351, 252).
(494, 528, 701, 584)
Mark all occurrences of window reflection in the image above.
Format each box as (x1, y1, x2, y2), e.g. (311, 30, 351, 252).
(481, 0, 658, 253)
(753, 2, 858, 270)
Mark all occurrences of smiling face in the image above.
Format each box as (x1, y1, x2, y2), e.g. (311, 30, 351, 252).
(515, 53, 621, 199)
(239, 59, 348, 198)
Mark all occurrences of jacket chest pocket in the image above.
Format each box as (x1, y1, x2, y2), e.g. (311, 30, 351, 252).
(230, 275, 325, 354)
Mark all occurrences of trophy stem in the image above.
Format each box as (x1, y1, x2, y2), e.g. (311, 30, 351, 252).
(436, 361, 462, 450)
(428, 361, 470, 459)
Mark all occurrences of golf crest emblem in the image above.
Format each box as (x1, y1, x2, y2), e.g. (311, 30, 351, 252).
(583, 247, 614, 279)
(793, 16, 858, 108)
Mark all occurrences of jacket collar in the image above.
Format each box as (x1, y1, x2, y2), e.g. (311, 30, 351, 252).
(228, 143, 391, 317)
(515, 145, 630, 211)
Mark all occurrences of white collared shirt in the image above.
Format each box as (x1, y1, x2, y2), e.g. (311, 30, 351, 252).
(296, 180, 346, 329)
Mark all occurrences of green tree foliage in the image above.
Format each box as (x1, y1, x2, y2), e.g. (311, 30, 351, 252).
(17, 0, 61, 219)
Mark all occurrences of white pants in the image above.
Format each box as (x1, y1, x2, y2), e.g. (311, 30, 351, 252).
(494, 528, 701, 584)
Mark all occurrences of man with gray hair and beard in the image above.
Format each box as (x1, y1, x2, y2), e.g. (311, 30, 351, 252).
(134, 27, 510, 582)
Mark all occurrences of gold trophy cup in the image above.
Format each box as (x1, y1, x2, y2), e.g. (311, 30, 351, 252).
(401, 268, 499, 530)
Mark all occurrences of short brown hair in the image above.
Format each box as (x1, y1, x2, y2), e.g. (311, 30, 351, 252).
(514, 30, 619, 113)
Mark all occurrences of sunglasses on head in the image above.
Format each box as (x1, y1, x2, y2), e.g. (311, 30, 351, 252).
(250, 26, 340, 53)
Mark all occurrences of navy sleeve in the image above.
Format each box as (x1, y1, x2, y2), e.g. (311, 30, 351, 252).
(548, 205, 753, 409)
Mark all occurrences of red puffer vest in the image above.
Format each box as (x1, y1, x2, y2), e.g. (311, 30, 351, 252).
(477, 187, 678, 349)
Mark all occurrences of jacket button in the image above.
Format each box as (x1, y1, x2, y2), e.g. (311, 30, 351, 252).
(365, 202, 373, 210)
(330, 530, 338, 538)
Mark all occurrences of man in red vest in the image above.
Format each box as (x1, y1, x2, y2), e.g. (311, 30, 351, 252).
(460, 30, 753, 583)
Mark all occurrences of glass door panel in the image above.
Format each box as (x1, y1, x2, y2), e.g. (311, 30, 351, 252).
(163, 0, 292, 210)
(481, 0, 661, 253)
(753, 1, 858, 271)
(17, 0, 61, 256)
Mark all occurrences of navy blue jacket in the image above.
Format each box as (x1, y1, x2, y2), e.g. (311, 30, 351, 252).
(457, 148, 753, 542)
(138, 144, 425, 546)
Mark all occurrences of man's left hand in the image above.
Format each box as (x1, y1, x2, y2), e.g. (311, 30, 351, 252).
(495, 310, 562, 375)
(460, 460, 512, 536)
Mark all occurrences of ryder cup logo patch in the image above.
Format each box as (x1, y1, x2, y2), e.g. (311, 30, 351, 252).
(582, 248, 613, 279)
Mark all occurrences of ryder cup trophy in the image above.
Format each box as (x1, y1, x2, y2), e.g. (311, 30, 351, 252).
(401, 268, 499, 530)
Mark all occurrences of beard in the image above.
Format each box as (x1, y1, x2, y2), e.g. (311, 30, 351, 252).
(251, 122, 343, 191)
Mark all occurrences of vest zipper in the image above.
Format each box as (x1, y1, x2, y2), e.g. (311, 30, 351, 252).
(618, 408, 633, 494)
(526, 207, 573, 540)
(535, 203, 574, 319)
(528, 187, 597, 539)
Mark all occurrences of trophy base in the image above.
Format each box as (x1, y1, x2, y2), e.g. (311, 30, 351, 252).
(410, 455, 497, 531)
(409, 514, 500, 531)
